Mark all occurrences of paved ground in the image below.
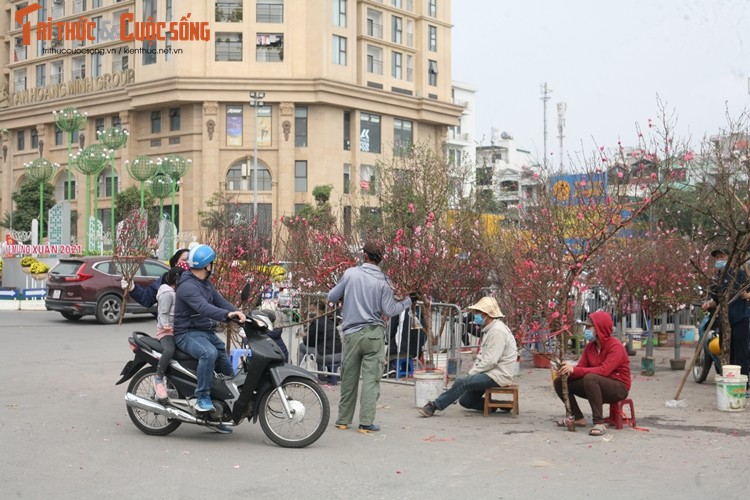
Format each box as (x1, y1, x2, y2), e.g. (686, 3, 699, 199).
(1, 310, 747, 499)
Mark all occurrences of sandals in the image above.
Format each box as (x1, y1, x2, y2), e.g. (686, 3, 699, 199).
(556, 418, 586, 428)
(589, 423, 606, 436)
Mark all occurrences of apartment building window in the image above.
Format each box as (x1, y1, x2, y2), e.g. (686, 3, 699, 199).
(99, 167, 118, 197)
(151, 111, 161, 133)
(92, 16, 102, 43)
(392, 16, 402, 44)
(476, 167, 492, 186)
(392, 51, 402, 79)
(63, 180, 77, 200)
(38, 0, 48, 20)
(142, 0, 157, 65)
(392, 0, 402, 8)
(257, 0, 283, 23)
(216, 32, 243, 61)
(31, 128, 39, 150)
(36, 64, 46, 88)
(393, 118, 413, 153)
(17, 130, 25, 151)
(333, 35, 347, 65)
(343, 164, 351, 194)
(343, 111, 351, 150)
(169, 108, 181, 131)
(51, 60, 63, 84)
(165, 0, 173, 60)
(406, 19, 414, 47)
(226, 105, 243, 146)
(333, 0, 347, 27)
(14, 37, 26, 62)
(226, 160, 272, 191)
(95, 118, 105, 135)
(360, 113, 381, 153)
(112, 114, 121, 128)
(216, 0, 242, 22)
(295, 161, 308, 192)
(73, 0, 87, 14)
(295, 107, 308, 147)
(428, 0, 437, 17)
(360, 165, 378, 194)
(367, 45, 383, 74)
(55, 126, 63, 145)
(91, 52, 102, 77)
(72, 56, 86, 79)
(366, 9, 383, 38)
(428, 60, 438, 86)
(256, 33, 283, 62)
(13, 69, 27, 91)
(406, 54, 413, 82)
(37, 40, 46, 58)
(50, 0, 64, 20)
(113, 10, 127, 38)
(428, 25, 437, 51)
(92, 0, 102, 7)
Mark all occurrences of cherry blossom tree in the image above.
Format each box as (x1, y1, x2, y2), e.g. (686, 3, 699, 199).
(114, 209, 156, 325)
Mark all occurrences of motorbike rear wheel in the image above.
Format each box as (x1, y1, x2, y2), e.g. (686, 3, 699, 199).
(693, 346, 711, 384)
(258, 376, 330, 448)
(126, 367, 182, 436)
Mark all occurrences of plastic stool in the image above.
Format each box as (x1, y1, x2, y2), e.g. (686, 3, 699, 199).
(605, 399, 636, 429)
(390, 358, 415, 379)
(483, 385, 519, 416)
(230, 349, 252, 373)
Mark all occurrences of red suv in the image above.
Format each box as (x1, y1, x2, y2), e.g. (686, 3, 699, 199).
(46, 256, 169, 324)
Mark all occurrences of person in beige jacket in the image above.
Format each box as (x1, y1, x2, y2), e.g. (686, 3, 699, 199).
(419, 296, 517, 417)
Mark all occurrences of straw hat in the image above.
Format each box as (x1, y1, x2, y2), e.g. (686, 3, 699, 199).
(468, 297, 504, 318)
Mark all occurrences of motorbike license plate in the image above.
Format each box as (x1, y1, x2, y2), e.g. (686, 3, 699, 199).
(52, 289, 61, 299)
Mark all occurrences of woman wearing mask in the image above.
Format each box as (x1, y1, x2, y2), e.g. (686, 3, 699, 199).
(554, 311, 631, 436)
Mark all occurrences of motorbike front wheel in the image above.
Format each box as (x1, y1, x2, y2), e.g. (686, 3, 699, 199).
(258, 376, 330, 448)
(126, 367, 183, 436)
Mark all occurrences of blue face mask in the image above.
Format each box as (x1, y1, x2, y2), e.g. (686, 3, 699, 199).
(583, 328, 596, 342)
(714, 260, 727, 269)
(473, 313, 485, 326)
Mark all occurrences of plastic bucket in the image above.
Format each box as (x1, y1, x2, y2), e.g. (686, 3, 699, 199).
(715, 375, 748, 412)
(413, 370, 445, 407)
(626, 328, 643, 350)
(723, 365, 741, 378)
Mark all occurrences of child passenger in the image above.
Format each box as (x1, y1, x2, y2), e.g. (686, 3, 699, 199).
(153, 266, 185, 401)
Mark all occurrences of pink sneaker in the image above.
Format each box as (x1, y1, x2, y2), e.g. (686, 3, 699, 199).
(154, 377, 168, 401)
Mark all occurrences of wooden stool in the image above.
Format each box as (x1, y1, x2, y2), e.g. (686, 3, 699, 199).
(483, 385, 519, 416)
(604, 399, 636, 429)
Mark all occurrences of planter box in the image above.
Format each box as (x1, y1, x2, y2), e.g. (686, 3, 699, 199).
(532, 352, 552, 369)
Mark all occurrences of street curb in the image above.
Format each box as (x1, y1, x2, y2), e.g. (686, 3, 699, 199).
(0, 301, 47, 311)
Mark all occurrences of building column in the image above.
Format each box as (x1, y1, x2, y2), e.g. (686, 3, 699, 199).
(276, 102, 295, 221)
(196, 101, 220, 234)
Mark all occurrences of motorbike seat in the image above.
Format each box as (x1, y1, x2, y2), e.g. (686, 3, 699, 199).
(132, 331, 195, 361)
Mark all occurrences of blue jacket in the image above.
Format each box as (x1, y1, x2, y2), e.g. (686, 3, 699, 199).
(174, 272, 236, 334)
(709, 267, 750, 325)
(130, 279, 160, 308)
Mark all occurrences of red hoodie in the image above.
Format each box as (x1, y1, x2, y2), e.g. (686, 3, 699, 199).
(570, 311, 631, 390)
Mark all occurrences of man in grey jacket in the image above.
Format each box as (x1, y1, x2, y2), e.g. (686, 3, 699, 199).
(419, 296, 517, 417)
(329, 240, 412, 433)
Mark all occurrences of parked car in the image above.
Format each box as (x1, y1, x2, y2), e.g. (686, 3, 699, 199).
(46, 256, 169, 324)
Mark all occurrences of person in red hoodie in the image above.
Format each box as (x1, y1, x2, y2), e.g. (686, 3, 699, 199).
(554, 311, 631, 436)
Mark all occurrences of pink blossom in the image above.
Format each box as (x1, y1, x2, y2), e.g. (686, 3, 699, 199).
(617, 171, 624, 178)
(408, 203, 415, 213)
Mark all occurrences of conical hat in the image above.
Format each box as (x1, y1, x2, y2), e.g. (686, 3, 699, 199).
(468, 297, 504, 318)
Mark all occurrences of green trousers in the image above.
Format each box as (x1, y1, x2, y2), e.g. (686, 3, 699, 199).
(336, 325, 385, 427)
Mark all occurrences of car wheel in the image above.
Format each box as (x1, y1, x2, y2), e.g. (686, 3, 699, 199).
(96, 294, 122, 324)
(60, 312, 83, 321)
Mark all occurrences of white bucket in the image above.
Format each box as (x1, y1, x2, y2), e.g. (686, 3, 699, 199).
(723, 365, 741, 378)
(715, 375, 747, 412)
(413, 370, 445, 408)
(626, 328, 643, 350)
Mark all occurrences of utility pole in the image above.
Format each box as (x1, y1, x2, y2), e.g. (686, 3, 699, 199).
(557, 102, 566, 173)
(540, 83, 552, 170)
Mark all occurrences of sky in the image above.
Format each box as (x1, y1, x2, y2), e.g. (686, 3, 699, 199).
(451, 0, 750, 162)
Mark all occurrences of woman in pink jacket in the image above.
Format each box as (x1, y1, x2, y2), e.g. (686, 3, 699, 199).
(554, 311, 631, 436)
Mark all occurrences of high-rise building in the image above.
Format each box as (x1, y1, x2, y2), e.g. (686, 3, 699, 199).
(0, 0, 461, 246)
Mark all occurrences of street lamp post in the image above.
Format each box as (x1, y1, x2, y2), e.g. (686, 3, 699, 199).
(97, 127, 129, 243)
(52, 107, 87, 203)
(149, 173, 172, 221)
(156, 154, 192, 255)
(74, 144, 110, 254)
(24, 158, 59, 242)
(125, 155, 158, 214)
(249, 91, 265, 218)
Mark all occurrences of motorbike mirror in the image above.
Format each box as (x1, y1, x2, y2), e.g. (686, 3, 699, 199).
(240, 282, 251, 302)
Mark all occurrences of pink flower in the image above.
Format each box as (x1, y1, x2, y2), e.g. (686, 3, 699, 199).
(547, 301, 555, 309)
(617, 171, 624, 178)
(407, 203, 415, 213)
(577, 212, 583, 220)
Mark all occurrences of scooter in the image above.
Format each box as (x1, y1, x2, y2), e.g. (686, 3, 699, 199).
(116, 311, 330, 448)
(693, 314, 722, 383)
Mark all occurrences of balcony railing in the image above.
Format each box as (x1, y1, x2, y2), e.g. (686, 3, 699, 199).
(367, 20, 383, 38)
(14, 46, 27, 62)
(257, 4, 283, 23)
(216, 2, 242, 22)
(50, 72, 64, 84)
(112, 59, 128, 72)
(13, 77, 27, 91)
(368, 58, 383, 74)
(72, 68, 86, 80)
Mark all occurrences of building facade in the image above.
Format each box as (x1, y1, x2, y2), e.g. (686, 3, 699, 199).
(0, 0, 462, 245)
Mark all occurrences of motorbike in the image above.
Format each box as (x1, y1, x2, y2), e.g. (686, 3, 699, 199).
(693, 314, 722, 383)
(116, 311, 330, 448)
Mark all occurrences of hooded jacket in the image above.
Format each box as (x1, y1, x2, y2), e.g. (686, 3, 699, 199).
(571, 311, 631, 390)
(468, 317, 518, 387)
(155, 283, 176, 339)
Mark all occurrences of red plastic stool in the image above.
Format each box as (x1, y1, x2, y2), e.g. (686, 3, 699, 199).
(605, 399, 636, 429)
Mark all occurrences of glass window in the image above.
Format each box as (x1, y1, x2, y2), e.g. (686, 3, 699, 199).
(406, 54, 413, 82)
(428, 59, 438, 86)
(13, 68, 27, 91)
(112, 114, 121, 129)
(113, 10, 127, 38)
(360, 113, 381, 153)
(333, 0, 347, 27)
(151, 110, 161, 133)
(392, 0, 402, 8)
(91, 52, 102, 77)
(35, 64, 46, 87)
(95, 118, 105, 135)
(392, 16, 402, 44)
(257, 0, 283, 23)
(406, 19, 413, 47)
(226, 105, 243, 146)
(17, 130, 25, 151)
(295, 161, 307, 192)
(92, 16, 102, 43)
(295, 107, 308, 147)
(55, 126, 63, 145)
(50, 60, 63, 84)
(343, 111, 351, 150)
(428, 25, 437, 51)
(428, 0, 437, 17)
(359, 164, 378, 194)
(394, 118, 413, 154)
(73, 0, 87, 15)
(98, 166, 118, 197)
(216, 32, 243, 61)
(216, 0, 242, 22)
(92, 0, 102, 7)
(392, 51, 402, 79)
(256, 33, 283, 62)
(333, 35, 347, 65)
(31, 128, 39, 150)
(226, 159, 272, 191)
(343, 163, 351, 194)
(366, 8, 383, 38)
(72, 55, 86, 80)
(367, 45, 383, 74)
(142, 0, 157, 65)
(169, 108, 180, 131)
(63, 180, 76, 200)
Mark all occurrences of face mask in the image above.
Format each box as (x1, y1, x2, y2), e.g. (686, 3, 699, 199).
(204, 263, 213, 279)
(473, 313, 485, 327)
(714, 260, 726, 269)
(583, 329, 596, 342)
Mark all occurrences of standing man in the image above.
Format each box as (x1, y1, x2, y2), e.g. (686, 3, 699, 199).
(174, 244, 246, 430)
(419, 296, 517, 417)
(328, 241, 412, 433)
